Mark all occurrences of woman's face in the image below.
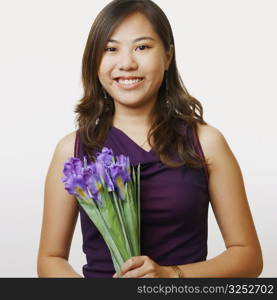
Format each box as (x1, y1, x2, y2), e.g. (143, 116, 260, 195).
(98, 12, 173, 109)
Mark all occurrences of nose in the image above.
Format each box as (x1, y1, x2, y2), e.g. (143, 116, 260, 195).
(118, 51, 138, 71)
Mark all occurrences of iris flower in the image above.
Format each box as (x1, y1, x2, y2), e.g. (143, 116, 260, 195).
(61, 147, 141, 275)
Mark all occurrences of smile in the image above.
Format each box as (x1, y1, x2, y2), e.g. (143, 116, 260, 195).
(114, 77, 144, 90)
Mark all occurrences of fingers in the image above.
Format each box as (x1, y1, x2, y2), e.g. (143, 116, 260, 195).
(112, 256, 161, 278)
(121, 264, 149, 278)
(112, 256, 151, 278)
(120, 256, 146, 276)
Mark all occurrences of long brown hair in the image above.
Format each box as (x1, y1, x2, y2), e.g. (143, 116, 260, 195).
(74, 0, 208, 169)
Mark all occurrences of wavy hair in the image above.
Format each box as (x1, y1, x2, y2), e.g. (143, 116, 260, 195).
(74, 0, 208, 169)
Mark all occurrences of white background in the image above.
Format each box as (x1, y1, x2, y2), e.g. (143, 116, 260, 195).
(0, 0, 276, 277)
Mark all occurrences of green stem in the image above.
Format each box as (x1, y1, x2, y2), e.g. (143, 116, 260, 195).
(76, 195, 125, 271)
(112, 191, 133, 257)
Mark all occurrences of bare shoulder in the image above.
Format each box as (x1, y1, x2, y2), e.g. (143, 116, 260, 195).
(44, 130, 78, 186)
(46, 130, 78, 194)
(55, 130, 77, 158)
(195, 122, 232, 167)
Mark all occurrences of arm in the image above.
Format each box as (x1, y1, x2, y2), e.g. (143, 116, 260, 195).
(37, 131, 83, 278)
(175, 124, 263, 278)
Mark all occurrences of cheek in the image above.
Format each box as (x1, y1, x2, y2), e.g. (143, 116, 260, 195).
(98, 59, 113, 82)
(144, 59, 165, 87)
(143, 54, 166, 77)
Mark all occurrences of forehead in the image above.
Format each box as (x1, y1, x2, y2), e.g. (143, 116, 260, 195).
(110, 12, 159, 41)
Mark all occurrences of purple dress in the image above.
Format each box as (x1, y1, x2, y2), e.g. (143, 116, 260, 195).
(74, 125, 210, 278)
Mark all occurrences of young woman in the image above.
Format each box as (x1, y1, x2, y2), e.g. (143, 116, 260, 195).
(37, 0, 263, 278)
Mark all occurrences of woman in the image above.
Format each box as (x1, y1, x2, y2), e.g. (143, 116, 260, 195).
(37, 0, 263, 278)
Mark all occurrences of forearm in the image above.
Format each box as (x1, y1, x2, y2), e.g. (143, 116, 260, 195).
(37, 256, 83, 278)
(176, 246, 263, 278)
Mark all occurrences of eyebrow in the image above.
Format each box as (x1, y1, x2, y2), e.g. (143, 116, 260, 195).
(107, 36, 155, 43)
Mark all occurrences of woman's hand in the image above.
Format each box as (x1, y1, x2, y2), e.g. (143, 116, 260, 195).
(112, 255, 175, 278)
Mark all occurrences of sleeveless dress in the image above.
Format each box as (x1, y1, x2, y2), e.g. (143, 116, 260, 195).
(74, 125, 210, 278)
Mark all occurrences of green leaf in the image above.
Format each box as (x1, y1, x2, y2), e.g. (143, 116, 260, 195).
(76, 195, 126, 272)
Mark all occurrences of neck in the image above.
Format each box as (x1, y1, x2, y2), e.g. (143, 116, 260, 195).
(112, 101, 156, 132)
(113, 115, 153, 131)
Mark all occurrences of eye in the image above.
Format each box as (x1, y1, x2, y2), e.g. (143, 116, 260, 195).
(104, 47, 117, 52)
(136, 45, 151, 51)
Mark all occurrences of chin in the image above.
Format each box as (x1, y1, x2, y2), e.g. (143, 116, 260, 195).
(115, 98, 148, 108)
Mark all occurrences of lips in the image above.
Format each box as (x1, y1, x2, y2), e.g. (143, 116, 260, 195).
(113, 76, 144, 80)
(114, 76, 144, 84)
(113, 76, 144, 89)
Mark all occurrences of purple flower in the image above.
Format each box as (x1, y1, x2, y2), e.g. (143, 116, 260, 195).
(82, 164, 103, 204)
(92, 161, 115, 192)
(61, 157, 88, 197)
(109, 156, 131, 200)
(115, 154, 131, 181)
(61, 147, 132, 203)
(96, 147, 115, 167)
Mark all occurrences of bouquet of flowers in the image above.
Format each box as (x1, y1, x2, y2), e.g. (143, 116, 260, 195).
(61, 147, 141, 276)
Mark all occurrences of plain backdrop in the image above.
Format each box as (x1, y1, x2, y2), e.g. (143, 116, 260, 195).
(0, 0, 276, 277)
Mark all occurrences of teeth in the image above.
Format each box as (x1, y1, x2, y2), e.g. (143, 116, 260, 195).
(117, 78, 142, 85)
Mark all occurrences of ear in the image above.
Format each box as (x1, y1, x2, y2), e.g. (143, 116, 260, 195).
(165, 44, 174, 70)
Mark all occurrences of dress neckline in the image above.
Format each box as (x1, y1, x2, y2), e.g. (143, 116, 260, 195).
(111, 126, 154, 155)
